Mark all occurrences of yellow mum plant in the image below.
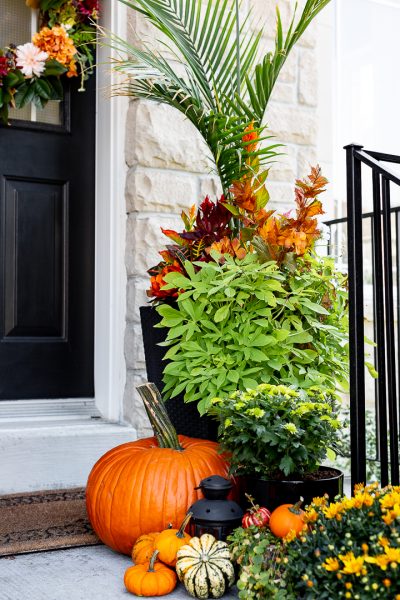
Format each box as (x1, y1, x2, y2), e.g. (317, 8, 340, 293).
(283, 483, 400, 598)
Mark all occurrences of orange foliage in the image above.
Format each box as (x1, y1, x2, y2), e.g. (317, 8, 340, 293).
(257, 166, 327, 261)
(206, 237, 247, 262)
(242, 121, 259, 153)
(229, 176, 257, 212)
(147, 261, 183, 299)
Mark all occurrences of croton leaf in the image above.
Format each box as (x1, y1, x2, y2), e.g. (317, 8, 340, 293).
(255, 185, 270, 210)
(161, 228, 188, 246)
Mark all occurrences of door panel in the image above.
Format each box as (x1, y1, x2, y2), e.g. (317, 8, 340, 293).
(0, 74, 95, 399)
(3, 177, 67, 338)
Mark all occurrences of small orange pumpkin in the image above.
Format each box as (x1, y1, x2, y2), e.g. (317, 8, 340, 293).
(124, 550, 177, 597)
(132, 532, 159, 565)
(155, 513, 192, 567)
(269, 499, 305, 539)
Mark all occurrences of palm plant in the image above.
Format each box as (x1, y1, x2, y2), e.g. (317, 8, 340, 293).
(110, 0, 331, 195)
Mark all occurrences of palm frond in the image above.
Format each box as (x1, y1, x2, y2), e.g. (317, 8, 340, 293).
(242, 0, 332, 125)
(111, 0, 331, 192)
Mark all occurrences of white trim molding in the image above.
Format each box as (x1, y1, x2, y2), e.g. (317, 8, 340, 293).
(95, 0, 129, 421)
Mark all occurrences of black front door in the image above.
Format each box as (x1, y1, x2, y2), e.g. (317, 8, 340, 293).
(0, 76, 95, 399)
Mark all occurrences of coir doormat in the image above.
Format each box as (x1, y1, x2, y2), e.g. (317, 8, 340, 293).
(0, 488, 101, 556)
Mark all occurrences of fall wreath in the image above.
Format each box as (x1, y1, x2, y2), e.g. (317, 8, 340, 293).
(0, 0, 99, 124)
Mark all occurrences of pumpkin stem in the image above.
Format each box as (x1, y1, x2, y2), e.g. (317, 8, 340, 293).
(137, 383, 182, 450)
(245, 493, 260, 514)
(177, 512, 193, 538)
(289, 497, 304, 515)
(148, 550, 159, 572)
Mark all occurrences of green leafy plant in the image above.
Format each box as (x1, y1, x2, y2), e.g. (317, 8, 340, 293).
(209, 383, 344, 478)
(111, 0, 331, 193)
(157, 253, 348, 414)
(228, 525, 287, 600)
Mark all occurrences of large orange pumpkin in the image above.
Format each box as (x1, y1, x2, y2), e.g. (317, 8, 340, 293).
(86, 383, 230, 555)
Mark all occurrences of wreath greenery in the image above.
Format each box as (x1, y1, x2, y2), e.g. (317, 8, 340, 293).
(0, 0, 99, 124)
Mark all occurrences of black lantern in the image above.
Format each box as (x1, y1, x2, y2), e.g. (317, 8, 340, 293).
(188, 475, 243, 541)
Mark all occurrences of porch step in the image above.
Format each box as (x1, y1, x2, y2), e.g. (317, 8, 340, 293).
(0, 419, 137, 495)
(0, 398, 101, 421)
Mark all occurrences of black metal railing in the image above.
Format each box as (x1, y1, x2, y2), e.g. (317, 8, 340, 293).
(325, 144, 400, 490)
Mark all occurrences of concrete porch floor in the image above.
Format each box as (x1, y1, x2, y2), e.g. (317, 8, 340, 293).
(0, 545, 238, 600)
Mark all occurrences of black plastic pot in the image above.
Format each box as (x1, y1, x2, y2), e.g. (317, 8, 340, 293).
(244, 467, 344, 511)
(140, 304, 218, 440)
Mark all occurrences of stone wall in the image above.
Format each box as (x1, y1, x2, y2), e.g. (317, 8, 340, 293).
(123, 0, 323, 436)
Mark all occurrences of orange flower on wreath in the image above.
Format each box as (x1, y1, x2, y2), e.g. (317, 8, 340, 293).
(147, 260, 183, 299)
(33, 26, 78, 77)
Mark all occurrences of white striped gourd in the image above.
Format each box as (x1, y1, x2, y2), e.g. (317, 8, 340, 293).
(176, 534, 235, 599)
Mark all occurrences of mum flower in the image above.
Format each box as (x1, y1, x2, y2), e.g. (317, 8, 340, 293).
(365, 547, 400, 571)
(284, 423, 298, 435)
(15, 43, 48, 78)
(322, 557, 340, 572)
(339, 551, 365, 575)
(311, 495, 328, 507)
(323, 502, 345, 520)
(380, 491, 400, 510)
(304, 508, 319, 524)
(382, 503, 400, 526)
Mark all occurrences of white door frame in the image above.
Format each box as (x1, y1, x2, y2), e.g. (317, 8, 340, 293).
(0, 1, 131, 494)
(94, 0, 128, 421)
(0, 1, 128, 425)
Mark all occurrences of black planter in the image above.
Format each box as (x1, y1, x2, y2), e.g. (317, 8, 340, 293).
(140, 305, 218, 440)
(244, 467, 344, 511)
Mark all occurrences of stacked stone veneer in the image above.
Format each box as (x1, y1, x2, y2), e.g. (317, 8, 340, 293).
(123, 0, 321, 435)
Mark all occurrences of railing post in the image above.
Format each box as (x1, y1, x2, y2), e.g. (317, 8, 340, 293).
(382, 177, 400, 485)
(345, 143, 367, 490)
(372, 171, 389, 486)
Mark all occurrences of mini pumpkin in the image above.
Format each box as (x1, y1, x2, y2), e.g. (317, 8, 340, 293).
(269, 498, 305, 539)
(176, 534, 235, 599)
(124, 550, 177, 597)
(155, 513, 192, 567)
(132, 532, 159, 565)
(242, 494, 271, 528)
